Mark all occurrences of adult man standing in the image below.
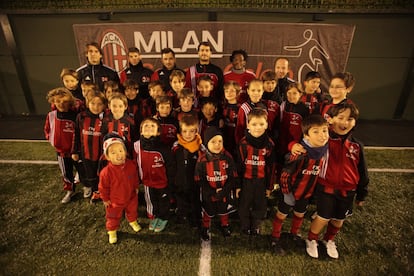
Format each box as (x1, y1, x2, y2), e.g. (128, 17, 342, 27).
(76, 42, 120, 92)
(274, 57, 295, 104)
(224, 49, 256, 103)
(151, 48, 184, 92)
(185, 41, 224, 104)
(119, 47, 153, 99)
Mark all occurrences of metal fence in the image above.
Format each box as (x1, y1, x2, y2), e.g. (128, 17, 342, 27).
(1, 0, 414, 13)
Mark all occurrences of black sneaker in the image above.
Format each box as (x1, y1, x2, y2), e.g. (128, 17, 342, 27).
(200, 227, 210, 241)
(220, 225, 231, 237)
(271, 239, 286, 255)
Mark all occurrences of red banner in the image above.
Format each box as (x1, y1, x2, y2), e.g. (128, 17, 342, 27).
(73, 22, 355, 90)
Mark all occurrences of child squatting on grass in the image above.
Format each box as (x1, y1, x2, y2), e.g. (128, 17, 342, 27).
(98, 134, 141, 244)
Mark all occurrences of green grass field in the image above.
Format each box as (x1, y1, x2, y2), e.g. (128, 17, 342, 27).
(0, 141, 413, 275)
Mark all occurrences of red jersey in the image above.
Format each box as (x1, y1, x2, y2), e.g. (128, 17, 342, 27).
(98, 159, 139, 206)
(134, 138, 175, 189)
(318, 133, 369, 200)
(280, 152, 325, 200)
(44, 110, 77, 156)
(223, 69, 256, 94)
(277, 101, 309, 155)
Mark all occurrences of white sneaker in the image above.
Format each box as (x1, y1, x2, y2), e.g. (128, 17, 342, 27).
(61, 191, 75, 204)
(323, 240, 339, 259)
(305, 239, 319, 258)
(83, 187, 92, 198)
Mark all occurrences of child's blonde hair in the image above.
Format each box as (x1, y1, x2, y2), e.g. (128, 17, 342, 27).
(46, 87, 75, 105)
(224, 81, 241, 95)
(60, 68, 78, 80)
(169, 70, 185, 82)
(108, 92, 128, 107)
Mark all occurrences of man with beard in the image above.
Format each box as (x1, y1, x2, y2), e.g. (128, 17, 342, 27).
(119, 47, 153, 99)
(185, 42, 224, 103)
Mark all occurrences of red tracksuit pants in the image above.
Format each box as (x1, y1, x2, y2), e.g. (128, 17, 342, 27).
(105, 194, 138, 231)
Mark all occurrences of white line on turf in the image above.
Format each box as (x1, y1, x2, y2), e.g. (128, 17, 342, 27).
(368, 168, 414, 173)
(0, 160, 58, 164)
(0, 139, 48, 143)
(365, 146, 414, 150)
(198, 240, 211, 276)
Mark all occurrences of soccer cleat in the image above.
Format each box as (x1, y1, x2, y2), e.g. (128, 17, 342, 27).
(271, 239, 286, 255)
(149, 218, 159, 231)
(200, 227, 210, 241)
(129, 221, 142, 232)
(83, 187, 92, 198)
(220, 225, 232, 237)
(108, 230, 117, 244)
(305, 239, 319, 258)
(61, 191, 75, 204)
(154, 219, 168, 233)
(322, 240, 339, 259)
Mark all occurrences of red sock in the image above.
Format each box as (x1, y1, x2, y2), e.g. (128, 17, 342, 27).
(202, 212, 211, 228)
(323, 222, 340, 241)
(308, 230, 319, 241)
(290, 214, 304, 235)
(220, 214, 229, 226)
(271, 216, 284, 239)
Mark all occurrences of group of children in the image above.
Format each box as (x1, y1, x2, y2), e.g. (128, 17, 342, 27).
(44, 56, 368, 259)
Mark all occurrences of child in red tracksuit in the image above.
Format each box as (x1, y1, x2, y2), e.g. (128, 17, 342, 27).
(134, 117, 176, 233)
(195, 126, 238, 241)
(303, 102, 369, 259)
(270, 114, 329, 255)
(99, 134, 141, 244)
(44, 87, 81, 204)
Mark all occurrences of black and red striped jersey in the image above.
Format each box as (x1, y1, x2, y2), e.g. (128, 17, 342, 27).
(102, 113, 137, 157)
(195, 150, 237, 202)
(238, 133, 275, 189)
(300, 93, 324, 115)
(73, 110, 104, 161)
(280, 152, 324, 200)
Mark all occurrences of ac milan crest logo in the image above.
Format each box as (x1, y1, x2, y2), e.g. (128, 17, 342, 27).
(100, 30, 128, 72)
